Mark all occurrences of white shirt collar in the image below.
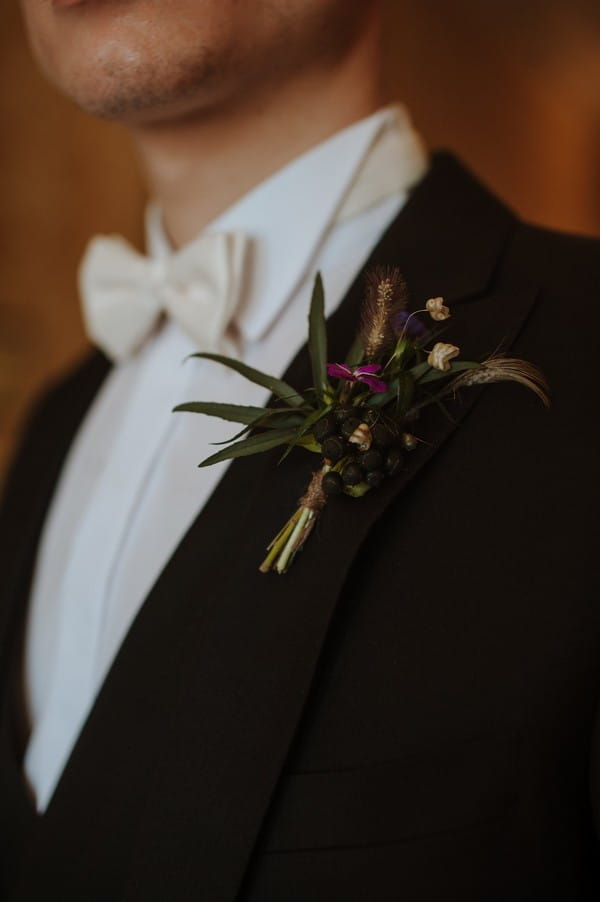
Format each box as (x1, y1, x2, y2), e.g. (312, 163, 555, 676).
(146, 104, 425, 345)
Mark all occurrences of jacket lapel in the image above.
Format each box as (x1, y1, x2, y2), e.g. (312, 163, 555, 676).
(0, 351, 110, 889)
(0, 352, 110, 668)
(11, 154, 539, 901)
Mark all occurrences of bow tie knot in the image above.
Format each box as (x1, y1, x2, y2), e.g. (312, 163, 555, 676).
(79, 230, 249, 361)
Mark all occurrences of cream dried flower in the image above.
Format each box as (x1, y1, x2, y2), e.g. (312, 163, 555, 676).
(428, 342, 460, 372)
(348, 422, 373, 452)
(425, 296, 450, 321)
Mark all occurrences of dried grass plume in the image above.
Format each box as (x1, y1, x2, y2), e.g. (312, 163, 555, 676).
(450, 357, 550, 407)
(361, 267, 408, 361)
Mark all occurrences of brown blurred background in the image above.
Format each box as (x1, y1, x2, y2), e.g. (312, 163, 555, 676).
(1, 0, 600, 478)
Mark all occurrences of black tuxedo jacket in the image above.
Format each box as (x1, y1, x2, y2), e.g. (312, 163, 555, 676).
(1, 153, 600, 901)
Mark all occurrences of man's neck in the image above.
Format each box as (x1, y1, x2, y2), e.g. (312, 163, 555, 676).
(131, 22, 385, 249)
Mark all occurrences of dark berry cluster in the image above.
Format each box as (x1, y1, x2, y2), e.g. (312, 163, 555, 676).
(312, 406, 406, 497)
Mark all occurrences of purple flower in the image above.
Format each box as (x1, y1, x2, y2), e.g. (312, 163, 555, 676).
(326, 362, 387, 394)
(394, 310, 427, 337)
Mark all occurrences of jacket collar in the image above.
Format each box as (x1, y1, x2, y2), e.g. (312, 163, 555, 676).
(7, 153, 538, 899)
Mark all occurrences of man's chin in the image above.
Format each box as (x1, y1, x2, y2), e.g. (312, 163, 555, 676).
(49, 52, 224, 125)
(63, 86, 197, 126)
(64, 81, 172, 123)
(22, 0, 227, 124)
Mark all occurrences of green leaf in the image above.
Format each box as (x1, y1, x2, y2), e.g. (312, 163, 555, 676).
(366, 378, 400, 408)
(409, 360, 432, 380)
(277, 404, 331, 464)
(259, 412, 308, 430)
(209, 410, 306, 446)
(300, 404, 331, 437)
(296, 436, 323, 454)
(345, 334, 364, 367)
(388, 336, 413, 370)
(198, 428, 300, 468)
(175, 402, 306, 448)
(188, 353, 304, 407)
(366, 370, 416, 412)
(308, 273, 328, 400)
(418, 360, 480, 385)
(395, 371, 415, 412)
(210, 424, 254, 445)
(173, 401, 276, 425)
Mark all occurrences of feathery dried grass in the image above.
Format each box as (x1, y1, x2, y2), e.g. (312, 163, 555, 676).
(361, 267, 408, 361)
(450, 357, 550, 407)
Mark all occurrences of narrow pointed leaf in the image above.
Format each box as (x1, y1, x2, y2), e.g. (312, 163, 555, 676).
(198, 428, 300, 468)
(308, 273, 328, 400)
(409, 359, 479, 383)
(366, 378, 400, 408)
(173, 401, 275, 425)
(210, 424, 254, 445)
(188, 353, 304, 407)
(259, 412, 308, 430)
(345, 334, 364, 367)
(174, 401, 307, 430)
(296, 436, 322, 454)
(419, 360, 480, 385)
(395, 372, 415, 413)
(209, 411, 307, 446)
(410, 360, 433, 380)
(277, 404, 331, 464)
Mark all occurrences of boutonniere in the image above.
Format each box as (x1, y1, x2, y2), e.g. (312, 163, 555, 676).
(175, 268, 549, 573)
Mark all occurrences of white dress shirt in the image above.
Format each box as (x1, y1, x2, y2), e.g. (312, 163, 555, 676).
(23, 105, 428, 811)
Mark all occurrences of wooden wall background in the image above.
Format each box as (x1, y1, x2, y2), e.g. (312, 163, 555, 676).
(1, 0, 599, 478)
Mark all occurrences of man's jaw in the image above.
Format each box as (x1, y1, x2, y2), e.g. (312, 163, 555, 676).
(52, 0, 115, 8)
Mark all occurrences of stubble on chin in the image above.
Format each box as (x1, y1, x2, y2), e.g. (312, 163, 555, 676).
(24, 3, 234, 126)
(62, 39, 229, 123)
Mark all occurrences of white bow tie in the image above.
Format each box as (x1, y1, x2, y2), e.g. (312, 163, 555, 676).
(79, 105, 428, 362)
(79, 229, 249, 361)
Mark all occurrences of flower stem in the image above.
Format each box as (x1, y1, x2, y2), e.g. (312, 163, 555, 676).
(259, 509, 302, 573)
(260, 466, 328, 574)
(275, 506, 312, 574)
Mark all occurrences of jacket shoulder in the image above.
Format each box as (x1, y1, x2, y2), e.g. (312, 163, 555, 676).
(512, 219, 600, 282)
(504, 220, 600, 337)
